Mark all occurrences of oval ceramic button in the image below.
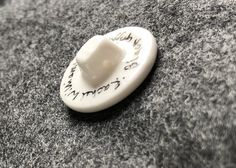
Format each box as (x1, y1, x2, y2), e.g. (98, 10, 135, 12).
(60, 27, 158, 113)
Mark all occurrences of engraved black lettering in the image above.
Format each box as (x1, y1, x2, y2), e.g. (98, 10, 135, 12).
(111, 32, 126, 41)
(82, 90, 97, 97)
(134, 43, 141, 50)
(117, 32, 126, 40)
(97, 84, 110, 94)
(68, 90, 80, 100)
(65, 81, 72, 92)
(123, 33, 133, 42)
(67, 90, 80, 100)
(124, 62, 138, 70)
(69, 73, 73, 78)
(72, 92, 80, 100)
(111, 78, 120, 90)
(126, 56, 138, 63)
(133, 39, 141, 47)
(69, 66, 77, 78)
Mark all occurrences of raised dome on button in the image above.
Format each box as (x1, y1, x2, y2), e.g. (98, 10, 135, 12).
(76, 35, 124, 86)
(60, 27, 158, 113)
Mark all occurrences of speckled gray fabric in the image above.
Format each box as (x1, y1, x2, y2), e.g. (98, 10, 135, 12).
(0, 0, 236, 167)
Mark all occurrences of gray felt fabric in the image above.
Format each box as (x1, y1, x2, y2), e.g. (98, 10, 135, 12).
(1, 0, 236, 167)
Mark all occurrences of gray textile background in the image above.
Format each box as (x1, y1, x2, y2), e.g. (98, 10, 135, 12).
(1, 0, 236, 167)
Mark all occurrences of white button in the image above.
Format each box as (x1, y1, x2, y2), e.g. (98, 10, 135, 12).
(76, 35, 124, 86)
(60, 27, 158, 113)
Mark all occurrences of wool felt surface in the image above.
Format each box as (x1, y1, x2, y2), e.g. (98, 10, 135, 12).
(1, 0, 236, 167)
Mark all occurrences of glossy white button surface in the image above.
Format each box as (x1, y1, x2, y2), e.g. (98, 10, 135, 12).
(76, 35, 124, 86)
(60, 27, 158, 113)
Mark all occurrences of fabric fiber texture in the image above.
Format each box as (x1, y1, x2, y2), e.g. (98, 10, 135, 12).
(0, 0, 236, 167)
